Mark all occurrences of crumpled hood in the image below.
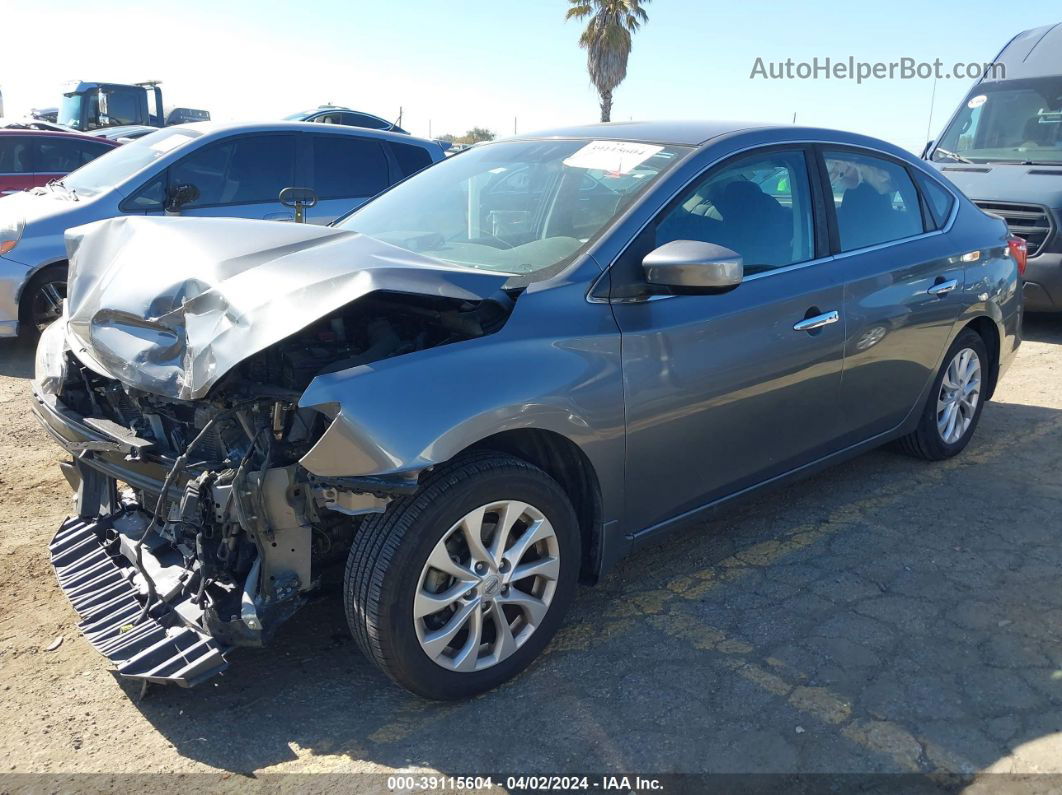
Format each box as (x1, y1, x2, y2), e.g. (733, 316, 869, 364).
(63, 216, 509, 400)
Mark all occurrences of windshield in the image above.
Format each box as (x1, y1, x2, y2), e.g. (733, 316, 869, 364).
(63, 127, 201, 197)
(57, 93, 87, 129)
(933, 77, 1062, 164)
(336, 139, 688, 278)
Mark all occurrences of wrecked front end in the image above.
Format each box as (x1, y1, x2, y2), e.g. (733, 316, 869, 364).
(33, 216, 511, 686)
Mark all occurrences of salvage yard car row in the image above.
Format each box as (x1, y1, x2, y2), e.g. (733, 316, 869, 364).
(24, 119, 1022, 699)
(0, 122, 443, 335)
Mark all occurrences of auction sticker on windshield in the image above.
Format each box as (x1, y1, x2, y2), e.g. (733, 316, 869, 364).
(563, 140, 664, 174)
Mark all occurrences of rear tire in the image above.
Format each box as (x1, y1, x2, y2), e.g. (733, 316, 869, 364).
(19, 264, 67, 338)
(897, 328, 988, 461)
(344, 452, 580, 700)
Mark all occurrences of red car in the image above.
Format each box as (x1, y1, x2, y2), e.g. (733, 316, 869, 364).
(0, 130, 118, 195)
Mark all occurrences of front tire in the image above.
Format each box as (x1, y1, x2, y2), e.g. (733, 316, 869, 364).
(19, 265, 67, 337)
(344, 453, 580, 699)
(897, 328, 989, 460)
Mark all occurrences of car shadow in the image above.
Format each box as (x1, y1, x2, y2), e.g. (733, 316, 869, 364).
(0, 337, 36, 379)
(1022, 312, 1062, 344)
(119, 398, 1062, 776)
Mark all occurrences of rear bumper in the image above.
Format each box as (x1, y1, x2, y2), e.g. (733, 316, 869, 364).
(50, 513, 227, 687)
(1023, 252, 1062, 312)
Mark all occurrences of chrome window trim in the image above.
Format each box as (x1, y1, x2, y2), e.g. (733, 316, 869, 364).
(586, 138, 962, 304)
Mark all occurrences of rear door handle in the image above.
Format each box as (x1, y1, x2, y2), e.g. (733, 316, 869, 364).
(793, 310, 840, 332)
(927, 278, 959, 296)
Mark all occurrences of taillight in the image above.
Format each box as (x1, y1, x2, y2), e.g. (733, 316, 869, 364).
(1008, 235, 1028, 277)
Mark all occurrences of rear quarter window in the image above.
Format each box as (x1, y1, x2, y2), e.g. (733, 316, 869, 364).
(915, 173, 956, 230)
(388, 142, 434, 178)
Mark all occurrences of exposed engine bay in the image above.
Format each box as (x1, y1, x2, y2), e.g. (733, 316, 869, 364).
(41, 289, 512, 685)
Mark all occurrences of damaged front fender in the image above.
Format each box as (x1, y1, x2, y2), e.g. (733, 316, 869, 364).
(296, 281, 626, 523)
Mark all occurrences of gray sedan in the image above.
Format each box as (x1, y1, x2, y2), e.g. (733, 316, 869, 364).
(33, 120, 1021, 699)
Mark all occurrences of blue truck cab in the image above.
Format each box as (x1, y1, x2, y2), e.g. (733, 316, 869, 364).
(926, 23, 1062, 311)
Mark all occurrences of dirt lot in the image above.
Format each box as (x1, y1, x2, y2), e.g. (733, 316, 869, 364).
(1, 316, 1062, 783)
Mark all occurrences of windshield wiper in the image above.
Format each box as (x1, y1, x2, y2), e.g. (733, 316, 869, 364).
(931, 147, 973, 164)
(45, 178, 79, 201)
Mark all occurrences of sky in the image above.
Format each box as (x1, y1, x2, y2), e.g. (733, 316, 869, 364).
(2, 0, 1060, 154)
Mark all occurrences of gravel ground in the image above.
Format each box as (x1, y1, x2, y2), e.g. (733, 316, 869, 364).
(1, 316, 1061, 783)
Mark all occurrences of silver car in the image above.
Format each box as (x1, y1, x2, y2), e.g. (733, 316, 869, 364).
(0, 121, 443, 336)
(33, 121, 1021, 699)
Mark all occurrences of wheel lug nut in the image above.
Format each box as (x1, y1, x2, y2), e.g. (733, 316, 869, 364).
(474, 562, 487, 575)
(501, 585, 510, 596)
(499, 560, 510, 573)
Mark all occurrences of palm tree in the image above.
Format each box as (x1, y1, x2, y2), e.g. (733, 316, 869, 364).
(566, 0, 650, 123)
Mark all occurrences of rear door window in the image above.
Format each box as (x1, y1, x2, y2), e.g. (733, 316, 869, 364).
(823, 149, 925, 251)
(311, 135, 390, 199)
(169, 134, 296, 207)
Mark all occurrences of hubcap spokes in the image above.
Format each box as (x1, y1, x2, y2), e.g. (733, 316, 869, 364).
(936, 347, 981, 444)
(415, 500, 559, 672)
(34, 281, 66, 332)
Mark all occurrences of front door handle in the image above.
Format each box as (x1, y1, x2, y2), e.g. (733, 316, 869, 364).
(793, 310, 840, 332)
(927, 278, 959, 296)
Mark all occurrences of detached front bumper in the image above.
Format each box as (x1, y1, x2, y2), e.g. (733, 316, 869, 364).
(32, 377, 320, 687)
(33, 387, 231, 687)
(50, 512, 228, 687)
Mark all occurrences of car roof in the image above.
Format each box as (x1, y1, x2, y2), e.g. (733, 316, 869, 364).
(181, 120, 436, 148)
(987, 22, 1062, 83)
(517, 120, 776, 146)
(0, 128, 119, 144)
(297, 106, 390, 119)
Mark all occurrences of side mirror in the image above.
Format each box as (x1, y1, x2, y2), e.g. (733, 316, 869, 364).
(642, 240, 743, 292)
(279, 186, 318, 223)
(165, 183, 199, 214)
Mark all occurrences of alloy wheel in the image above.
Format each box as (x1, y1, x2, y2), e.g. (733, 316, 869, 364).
(414, 500, 560, 672)
(936, 347, 981, 444)
(31, 279, 66, 332)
